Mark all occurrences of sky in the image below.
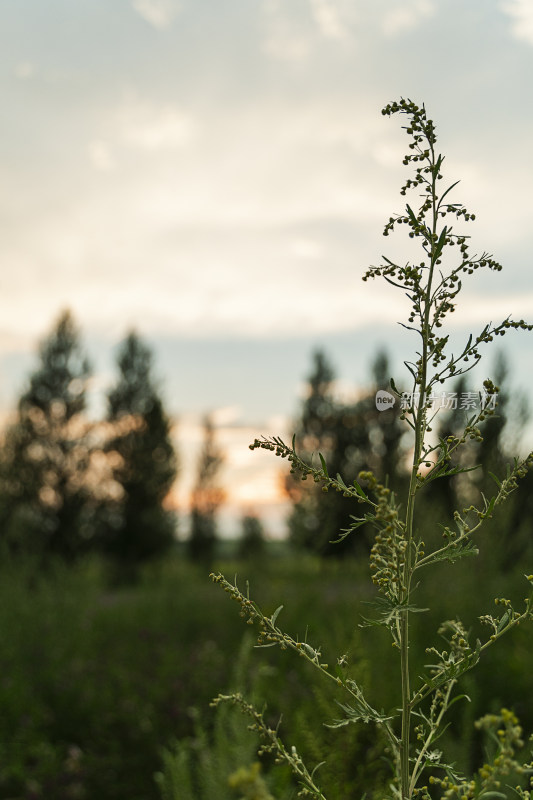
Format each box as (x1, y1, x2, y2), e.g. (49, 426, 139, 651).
(1, 0, 533, 536)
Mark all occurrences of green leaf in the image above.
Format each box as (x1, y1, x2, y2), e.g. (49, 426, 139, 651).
(310, 761, 326, 781)
(271, 605, 284, 626)
(327, 699, 393, 728)
(352, 479, 370, 502)
(360, 596, 429, 627)
(417, 539, 479, 568)
(335, 664, 346, 684)
(336, 473, 348, 489)
(332, 516, 370, 544)
(319, 452, 329, 478)
(488, 471, 502, 488)
(446, 693, 471, 711)
(496, 610, 510, 633)
(462, 333, 473, 356)
(433, 226, 448, 261)
(438, 179, 460, 206)
(406, 204, 419, 228)
(424, 462, 480, 485)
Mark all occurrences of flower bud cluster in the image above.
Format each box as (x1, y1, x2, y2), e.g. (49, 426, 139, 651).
(428, 708, 532, 799)
(424, 618, 472, 681)
(492, 453, 533, 508)
(368, 98, 533, 402)
(479, 596, 522, 641)
(210, 572, 261, 627)
(367, 480, 406, 597)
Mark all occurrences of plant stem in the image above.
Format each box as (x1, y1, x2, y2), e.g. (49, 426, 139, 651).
(400, 418, 424, 798)
(400, 126, 440, 799)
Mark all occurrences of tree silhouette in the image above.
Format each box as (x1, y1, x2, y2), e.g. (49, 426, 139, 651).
(286, 349, 338, 554)
(287, 349, 407, 557)
(0, 310, 93, 559)
(427, 354, 533, 567)
(188, 416, 225, 564)
(102, 332, 178, 567)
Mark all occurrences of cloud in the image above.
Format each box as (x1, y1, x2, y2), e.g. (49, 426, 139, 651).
(262, 0, 313, 62)
(500, 0, 533, 44)
(262, 0, 353, 60)
(117, 100, 196, 151)
(309, 0, 349, 40)
(131, 0, 181, 30)
(382, 0, 435, 37)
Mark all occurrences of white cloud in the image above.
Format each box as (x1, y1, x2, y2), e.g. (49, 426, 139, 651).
(382, 0, 435, 37)
(262, 0, 313, 62)
(117, 100, 196, 150)
(500, 0, 533, 44)
(309, 0, 348, 40)
(262, 0, 354, 59)
(131, 0, 181, 30)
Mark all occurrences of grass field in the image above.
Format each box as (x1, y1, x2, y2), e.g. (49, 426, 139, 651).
(0, 547, 532, 799)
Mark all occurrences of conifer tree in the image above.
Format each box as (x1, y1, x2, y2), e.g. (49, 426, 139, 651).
(188, 415, 225, 564)
(286, 349, 338, 553)
(0, 310, 93, 558)
(428, 355, 533, 567)
(287, 349, 406, 556)
(103, 332, 178, 565)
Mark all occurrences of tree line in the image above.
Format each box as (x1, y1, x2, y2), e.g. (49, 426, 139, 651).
(1, 310, 530, 569)
(0, 310, 245, 570)
(287, 348, 533, 567)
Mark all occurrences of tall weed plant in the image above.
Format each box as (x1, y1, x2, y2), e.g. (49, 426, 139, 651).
(211, 100, 533, 799)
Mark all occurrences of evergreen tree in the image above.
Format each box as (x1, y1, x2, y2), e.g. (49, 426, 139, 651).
(428, 354, 533, 567)
(286, 350, 339, 554)
(0, 310, 93, 559)
(287, 349, 407, 557)
(103, 332, 178, 565)
(188, 416, 225, 564)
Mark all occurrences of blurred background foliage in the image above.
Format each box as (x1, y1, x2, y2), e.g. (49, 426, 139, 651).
(0, 311, 532, 798)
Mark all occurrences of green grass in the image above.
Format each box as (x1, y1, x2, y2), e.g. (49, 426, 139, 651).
(0, 550, 531, 799)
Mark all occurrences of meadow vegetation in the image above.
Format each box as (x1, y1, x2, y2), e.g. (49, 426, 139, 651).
(1, 550, 532, 800)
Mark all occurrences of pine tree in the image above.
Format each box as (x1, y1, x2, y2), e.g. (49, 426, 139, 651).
(286, 350, 338, 553)
(188, 416, 225, 564)
(0, 310, 93, 559)
(428, 354, 533, 568)
(103, 332, 178, 566)
(287, 349, 407, 557)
